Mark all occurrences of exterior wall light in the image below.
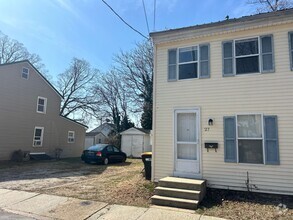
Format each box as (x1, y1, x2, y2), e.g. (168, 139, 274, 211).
(208, 118, 214, 126)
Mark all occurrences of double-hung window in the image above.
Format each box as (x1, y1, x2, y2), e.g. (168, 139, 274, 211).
(178, 46, 198, 80)
(289, 32, 293, 70)
(235, 38, 260, 74)
(22, 68, 29, 79)
(37, 97, 47, 114)
(224, 114, 279, 165)
(237, 114, 263, 164)
(223, 35, 274, 76)
(68, 131, 75, 143)
(33, 127, 44, 147)
(168, 44, 210, 81)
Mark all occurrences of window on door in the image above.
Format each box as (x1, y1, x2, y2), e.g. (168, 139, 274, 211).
(33, 127, 44, 147)
(176, 112, 197, 160)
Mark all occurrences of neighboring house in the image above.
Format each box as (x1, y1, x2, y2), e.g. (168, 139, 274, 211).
(150, 9, 293, 195)
(120, 127, 151, 157)
(85, 123, 116, 148)
(0, 60, 87, 160)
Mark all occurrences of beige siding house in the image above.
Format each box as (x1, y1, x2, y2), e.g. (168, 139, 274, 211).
(150, 9, 293, 195)
(0, 61, 87, 160)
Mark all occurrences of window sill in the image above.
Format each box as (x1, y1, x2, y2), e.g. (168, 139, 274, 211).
(36, 111, 46, 114)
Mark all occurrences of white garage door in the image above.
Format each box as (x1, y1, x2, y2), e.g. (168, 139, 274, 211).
(85, 137, 94, 149)
(131, 135, 144, 158)
(122, 135, 144, 157)
(122, 135, 132, 157)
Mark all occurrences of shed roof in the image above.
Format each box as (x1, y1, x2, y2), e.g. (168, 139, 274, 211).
(87, 123, 116, 137)
(120, 127, 150, 135)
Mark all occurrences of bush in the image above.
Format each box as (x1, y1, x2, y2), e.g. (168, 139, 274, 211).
(11, 149, 24, 162)
(55, 148, 63, 159)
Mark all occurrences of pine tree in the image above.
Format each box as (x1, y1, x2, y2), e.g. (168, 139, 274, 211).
(141, 102, 152, 130)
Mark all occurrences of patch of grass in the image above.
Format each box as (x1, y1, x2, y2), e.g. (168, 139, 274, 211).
(143, 181, 156, 193)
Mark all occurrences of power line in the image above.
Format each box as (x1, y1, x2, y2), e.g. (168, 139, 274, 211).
(153, 0, 156, 31)
(101, 0, 148, 39)
(142, 0, 150, 34)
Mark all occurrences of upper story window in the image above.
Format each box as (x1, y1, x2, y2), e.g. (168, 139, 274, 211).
(223, 35, 274, 76)
(22, 68, 29, 79)
(168, 44, 210, 81)
(33, 127, 44, 147)
(289, 32, 293, 71)
(37, 97, 47, 114)
(178, 46, 198, 80)
(68, 131, 75, 143)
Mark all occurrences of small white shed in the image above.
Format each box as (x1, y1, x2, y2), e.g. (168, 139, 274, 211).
(120, 128, 151, 158)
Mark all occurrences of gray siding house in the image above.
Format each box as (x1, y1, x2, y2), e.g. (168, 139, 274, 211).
(85, 123, 116, 148)
(0, 60, 87, 160)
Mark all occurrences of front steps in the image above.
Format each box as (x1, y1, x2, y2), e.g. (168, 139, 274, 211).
(151, 177, 206, 210)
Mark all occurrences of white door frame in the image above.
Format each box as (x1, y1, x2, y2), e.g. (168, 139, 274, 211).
(173, 107, 202, 179)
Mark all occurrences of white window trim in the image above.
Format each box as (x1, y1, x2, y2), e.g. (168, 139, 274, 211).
(236, 113, 265, 164)
(22, 67, 29, 79)
(36, 96, 47, 114)
(33, 127, 44, 147)
(234, 37, 261, 75)
(68, 131, 75, 143)
(177, 45, 199, 81)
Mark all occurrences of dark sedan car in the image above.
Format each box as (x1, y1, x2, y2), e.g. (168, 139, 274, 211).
(81, 144, 127, 165)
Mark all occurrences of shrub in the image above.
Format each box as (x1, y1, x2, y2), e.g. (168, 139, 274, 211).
(11, 149, 24, 162)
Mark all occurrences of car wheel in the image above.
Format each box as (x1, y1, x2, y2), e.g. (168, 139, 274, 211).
(122, 156, 126, 163)
(103, 158, 109, 165)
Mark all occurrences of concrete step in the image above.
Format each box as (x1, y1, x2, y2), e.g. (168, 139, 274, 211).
(151, 195, 198, 210)
(158, 177, 206, 191)
(155, 187, 201, 200)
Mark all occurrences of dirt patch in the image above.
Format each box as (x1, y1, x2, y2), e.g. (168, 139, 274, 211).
(0, 158, 155, 207)
(1, 159, 292, 219)
(196, 188, 293, 220)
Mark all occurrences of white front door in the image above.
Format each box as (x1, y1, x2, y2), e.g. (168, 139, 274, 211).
(174, 109, 200, 177)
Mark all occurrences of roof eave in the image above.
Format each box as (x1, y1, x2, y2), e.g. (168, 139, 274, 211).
(150, 9, 293, 44)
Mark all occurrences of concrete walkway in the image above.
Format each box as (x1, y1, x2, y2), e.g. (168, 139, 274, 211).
(0, 189, 225, 220)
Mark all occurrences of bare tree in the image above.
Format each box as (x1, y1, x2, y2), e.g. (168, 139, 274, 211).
(247, 0, 293, 12)
(114, 40, 153, 129)
(0, 31, 46, 72)
(57, 58, 100, 123)
(95, 70, 133, 132)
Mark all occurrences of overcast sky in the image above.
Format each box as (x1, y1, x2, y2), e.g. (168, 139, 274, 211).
(0, 0, 254, 78)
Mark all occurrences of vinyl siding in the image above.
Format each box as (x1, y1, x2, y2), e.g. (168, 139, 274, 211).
(153, 23, 293, 194)
(0, 62, 85, 160)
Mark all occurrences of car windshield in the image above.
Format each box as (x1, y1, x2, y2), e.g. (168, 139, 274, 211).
(87, 144, 108, 151)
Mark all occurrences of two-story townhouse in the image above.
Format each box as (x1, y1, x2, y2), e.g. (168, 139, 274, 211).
(150, 8, 293, 199)
(0, 60, 87, 160)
